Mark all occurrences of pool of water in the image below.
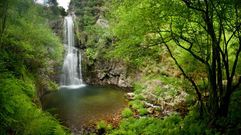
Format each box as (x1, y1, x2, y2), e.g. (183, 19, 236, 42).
(41, 85, 127, 131)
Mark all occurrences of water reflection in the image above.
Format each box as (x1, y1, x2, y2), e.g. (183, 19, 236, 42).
(42, 86, 127, 130)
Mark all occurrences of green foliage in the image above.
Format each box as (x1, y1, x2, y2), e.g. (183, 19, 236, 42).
(71, 0, 104, 31)
(128, 100, 149, 116)
(106, 0, 163, 66)
(0, 75, 68, 134)
(227, 89, 241, 134)
(229, 90, 241, 122)
(0, 0, 67, 134)
(109, 109, 222, 135)
(86, 47, 97, 64)
(129, 100, 144, 110)
(108, 0, 241, 119)
(138, 108, 148, 116)
(1, 0, 63, 76)
(71, 0, 119, 71)
(132, 83, 144, 95)
(109, 115, 182, 135)
(96, 120, 113, 131)
(121, 108, 133, 118)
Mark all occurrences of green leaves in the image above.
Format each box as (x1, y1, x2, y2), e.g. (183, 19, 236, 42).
(0, 0, 67, 134)
(0, 76, 68, 135)
(109, 115, 182, 135)
(108, 0, 174, 66)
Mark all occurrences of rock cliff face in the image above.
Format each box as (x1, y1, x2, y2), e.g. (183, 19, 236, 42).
(49, 18, 64, 40)
(69, 0, 138, 89)
(82, 58, 137, 88)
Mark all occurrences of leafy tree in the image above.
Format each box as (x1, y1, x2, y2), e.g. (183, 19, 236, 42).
(109, 0, 241, 120)
(0, 0, 68, 134)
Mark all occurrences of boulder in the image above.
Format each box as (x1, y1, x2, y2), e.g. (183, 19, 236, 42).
(126, 92, 135, 100)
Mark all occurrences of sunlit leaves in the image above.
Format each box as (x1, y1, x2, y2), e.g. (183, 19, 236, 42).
(0, 75, 68, 134)
(0, 0, 67, 134)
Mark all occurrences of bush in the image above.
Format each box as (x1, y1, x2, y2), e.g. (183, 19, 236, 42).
(181, 110, 219, 135)
(128, 100, 148, 116)
(138, 108, 148, 116)
(96, 120, 113, 134)
(121, 108, 133, 118)
(109, 115, 182, 135)
(109, 108, 223, 135)
(0, 75, 69, 134)
(129, 100, 144, 110)
(0, 0, 66, 134)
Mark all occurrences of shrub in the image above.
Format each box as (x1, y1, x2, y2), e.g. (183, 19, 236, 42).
(0, 75, 69, 134)
(97, 120, 113, 134)
(121, 108, 133, 118)
(109, 115, 182, 135)
(138, 108, 148, 116)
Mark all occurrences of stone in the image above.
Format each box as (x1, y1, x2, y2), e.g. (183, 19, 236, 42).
(83, 59, 134, 88)
(96, 17, 109, 28)
(147, 107, 154, 114)
(97, 72, 107, 80)
(126, 92, 135, 100)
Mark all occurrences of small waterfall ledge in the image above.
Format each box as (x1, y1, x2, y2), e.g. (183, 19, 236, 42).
(60, 16, 85, 88)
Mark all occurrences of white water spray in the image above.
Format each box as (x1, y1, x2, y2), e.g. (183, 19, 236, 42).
(60, 16, 85, 88)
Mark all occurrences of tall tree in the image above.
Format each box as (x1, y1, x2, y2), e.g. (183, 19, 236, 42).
(110, 0, 241, 119)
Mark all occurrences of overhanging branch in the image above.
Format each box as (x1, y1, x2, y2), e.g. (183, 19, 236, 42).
(157, 30, 203, 102)
(182, 0, 206, 13)
(172, 33, 210, 67)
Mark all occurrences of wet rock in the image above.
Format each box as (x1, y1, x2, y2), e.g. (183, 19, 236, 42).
(98, 72, 107, 80)
(144, 101, 160, 109)
(154, 111, 161, 117)
(126, 92, 135, 100)
(82, 59, 136, 88)
(96, 17, 109, 28)
(147, 107, 154, 114)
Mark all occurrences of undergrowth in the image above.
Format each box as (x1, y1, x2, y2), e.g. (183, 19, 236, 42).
(101, 75, 241, 135)
(0, 74, 69, 134)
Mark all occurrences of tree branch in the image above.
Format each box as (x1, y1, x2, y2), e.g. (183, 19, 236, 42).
(230, 7, 241, 84)
(172, 33, 210, 67)
(162, 38, 202, 102)
(182, 0, 206, 13)
(230, 37, 241, 81)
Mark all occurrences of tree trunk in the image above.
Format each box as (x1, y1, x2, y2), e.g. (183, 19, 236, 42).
(218, 88, 232, 117)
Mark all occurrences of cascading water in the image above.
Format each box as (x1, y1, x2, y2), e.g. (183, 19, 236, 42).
(60, 16, 85, 88)
(43, 15, 127, 132)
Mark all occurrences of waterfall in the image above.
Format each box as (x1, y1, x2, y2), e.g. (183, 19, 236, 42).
(60, 16, 85, 88)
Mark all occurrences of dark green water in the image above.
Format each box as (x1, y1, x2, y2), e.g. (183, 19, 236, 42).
(42, 85, 127, 130)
